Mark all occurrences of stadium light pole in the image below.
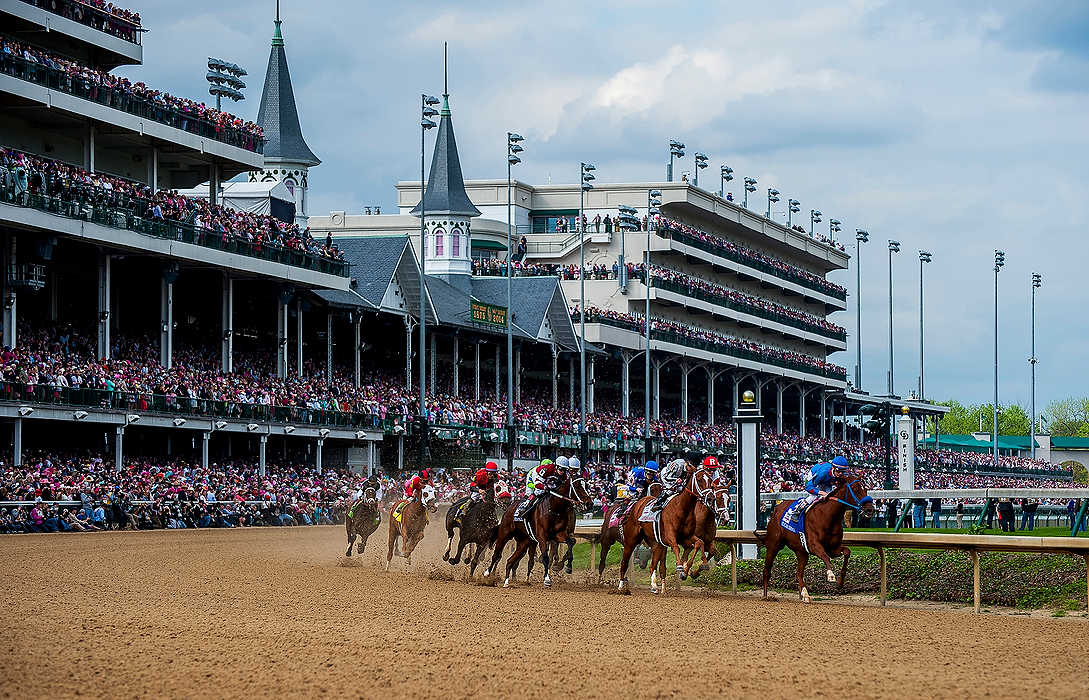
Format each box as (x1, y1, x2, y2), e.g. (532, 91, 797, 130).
(579, 162, 596, 465)
(854, 229, 869, 390)
(766, 188, 780, 219)
(693, 152, 708, 187)
(206, 58, 246, 112)
(918, 251, 932, 400)
(506, 132, 524, 470)
(787, 199, 800, 228)
(887, 239, 901, 396)
(645, 189, 662, 461)
(667, 141, 685, 182)
(719, 165, 733, 198)
(993, 250, 1005, 466)
(418, 95, 439, 429)
(810, 209, 822, 236)
(829, 218, 842, 244)
(743, 177, 757, 209)
(1030, 273, 1042, 459)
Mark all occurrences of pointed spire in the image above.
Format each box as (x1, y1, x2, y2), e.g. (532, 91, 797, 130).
(256, 5, 320, 166)
(411, 46, 479, 218)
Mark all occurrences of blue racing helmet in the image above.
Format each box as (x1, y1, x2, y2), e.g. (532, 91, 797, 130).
(831, 455, 849, 467)
(645, 460, 659, 472)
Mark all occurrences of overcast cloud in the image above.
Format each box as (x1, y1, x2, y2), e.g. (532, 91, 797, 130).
(125, 0, 1089, 409)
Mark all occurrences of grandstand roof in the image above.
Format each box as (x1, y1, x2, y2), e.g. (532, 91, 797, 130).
(256, 18, 320, 166)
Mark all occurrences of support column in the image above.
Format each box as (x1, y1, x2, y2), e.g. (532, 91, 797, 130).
(551, 345, 558, 409)
(2, 235, 15, 348)
(732, 376, 741, 417)
(776, 383, 785, 434)
(295, 298, 303, 376)
(97, 251, 111, 360)
(404, 316, 413, 389)
(680, 363, 690, 423)
(220, 274, 233, 373)
(258, 434, 267, 477)
(86, 124, 96, 172)
(13, 417, 23, 467)
(150, 146, 158, 192)
(799, 386, 809, 437)
(475, 342, 482, 401)
(707, 370, 715, 426)
(452, 336, 460, 397)
(495, 344, 501, 399)
(568, 356, 575, 411)
(588, 355, 595, 414)
(276, 295, 288, 379)
(397, 435, 404, 470)
(114, 426, 123, 474)
(354, 316, 362, 388)
(429, 333, 437, 393)
(326, 312, 334, 382)
(316, 439, 324, 475)
(514, 345, 522, 405)
(820, 393, 828, 439)
(209, 163, 219, 206)
(843, 401, 849, 441)
(160, 272, 175, 369)
(734, 392, 762, 560)
(621, 352, 631, 417)
(367, 441, 376, 477)
(201, 431, 210, 469)
(652, 362, 661, 420)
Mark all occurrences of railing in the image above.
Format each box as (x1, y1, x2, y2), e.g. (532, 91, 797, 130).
(652, 277, 847, 342)
(582, 313, 848, 380)
(17, 0, 144, 45)
(0, 183, 350, 277)
(658, 227, 848, 301)
(0, 51, 262, 153)
(0, 382, 381, 429)
(524, 229, 601, 256)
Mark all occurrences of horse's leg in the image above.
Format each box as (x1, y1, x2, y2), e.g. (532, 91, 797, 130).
(808, 539, 838, 586)
(451, 531, 470, 567)
(835, 545, 851, 591)
(597, 529, 614, 584)
(469, 540, 487, 577)
(385, 522, 397, 572)
(649, 545, 664, 594)
(796, 551, 811, 603)
(563, 536, 575, 574)
(345, 528, 356, 558)
(443, 521, 456, 562)
(504, 537, 531, 588)
(483, 524, 512, 578)
(616, 528, 640, 592)
(526, 541, 537, 583)
(670, 539, 687, 581)
(762, 530, 784, 598)
(541, 541, 554, 588)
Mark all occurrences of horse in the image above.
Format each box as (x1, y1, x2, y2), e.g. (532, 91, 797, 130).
(675, 476, 731, 579)
(615, 468, 718, 594)
(384, 485, 438, 571)
(483, 472, 592, 588)
(756, 477, 874, 603)
(595, 483, 663, 583)
(344, 486, 382, 557)
(443, 492, 511, 576)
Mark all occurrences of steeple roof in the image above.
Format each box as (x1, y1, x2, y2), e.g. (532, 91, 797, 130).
(410, 94, 481, 218)
(256, 17, 320, 167)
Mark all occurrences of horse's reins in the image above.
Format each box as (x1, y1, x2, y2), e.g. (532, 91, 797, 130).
(828, 480, 874, 511)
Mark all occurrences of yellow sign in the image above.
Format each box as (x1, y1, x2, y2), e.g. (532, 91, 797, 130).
(471, 300, 507, 327)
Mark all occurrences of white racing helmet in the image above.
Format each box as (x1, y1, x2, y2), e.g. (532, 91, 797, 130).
(556, 456, 570, 469)
(567, 456, 581, 471)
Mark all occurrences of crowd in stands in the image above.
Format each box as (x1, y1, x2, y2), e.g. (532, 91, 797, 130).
(573, 305, 847, 379)
(654, 215, 847, 297)
(20, 0, 142, 43)
(1, 147, 345, 263)
(0, 36, 262, 150)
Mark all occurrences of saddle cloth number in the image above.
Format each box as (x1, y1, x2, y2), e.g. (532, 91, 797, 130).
(392, 500, 408, 524)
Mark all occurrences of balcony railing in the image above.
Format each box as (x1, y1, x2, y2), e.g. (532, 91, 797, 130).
(18, 0, 143, 45)
(652, 277, 847, 342)
(0, 51, 262, 153)
(0, 183, 351, 277)
(657, 227, 848, 301)
(0, 382, 381, 429)
(583, 313, 848, 380)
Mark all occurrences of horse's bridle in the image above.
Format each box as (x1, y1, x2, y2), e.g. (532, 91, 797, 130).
(685, 470, 719, 513)
(829, 479, 874, 511)
(548, 474, 589, 506)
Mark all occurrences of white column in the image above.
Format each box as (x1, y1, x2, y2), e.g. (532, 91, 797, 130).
(295, 298, 303, 376)
(97, 252, 111, 360)
(354, 317, 362, 388)
(475, 342, 482, 401)
(776, 384, 785, 434)
(221, 275, 233, 373)
(621, 352, 631, 417)
(706, 370, 715, 426)
(429, 333, 437, 393)
(820, 393, 828, 439)
(551, 345, 558, 409)
(209, 163, 219, 206)
(114, 427, 123, 474)
(150, 147, 158, 192)
(680, 364, 689, 423)
(588, 356, 595, 414)
(13, 417, 23, 467)
(652, 362, 661, 420)
(259, 435, 268, 477)
(316, 439, 324, 474)
(452, 336, 460, 396)
(201, 432, 210, 469)
(160, 276, 174, 369)
(735, 401, 762, 559)
(897, 411, 916, 490)
(514, 345, 522, 405)
(86, 124, 96, 172)
(326, 312, 334, 382)
(276, 298, 288, 379)
(799, 388, 807, 437)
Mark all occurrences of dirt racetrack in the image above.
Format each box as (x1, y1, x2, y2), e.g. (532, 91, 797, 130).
(3, 522, 1088, 699)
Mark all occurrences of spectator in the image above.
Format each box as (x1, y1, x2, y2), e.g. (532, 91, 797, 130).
(929, 497, 943, 528)
(1019, 498, 1038, 531)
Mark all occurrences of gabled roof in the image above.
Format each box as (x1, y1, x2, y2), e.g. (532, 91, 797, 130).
(313, 288, 375, 310)
(409, 96, 481, 218)
(471, 276, 579, 351)
(256, 19, 320, 166)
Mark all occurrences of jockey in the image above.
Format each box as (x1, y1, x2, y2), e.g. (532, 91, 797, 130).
(648, 452, 698, 514)
(514, 459, 558, 518)
(792, 456, 848, 522)
(469, 461, 499, 502)
(627, 460, 659, 500)
(404, 469, 433, 500)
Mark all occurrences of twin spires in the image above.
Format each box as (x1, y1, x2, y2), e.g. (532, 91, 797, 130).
(410, 91, 481, 218)
(256, 11, 319, 167)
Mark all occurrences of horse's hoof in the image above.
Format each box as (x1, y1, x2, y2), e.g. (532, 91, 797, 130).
(826, 570, 837, 584)
(565, 564, 573, 575)
(502, 578, 511, 588)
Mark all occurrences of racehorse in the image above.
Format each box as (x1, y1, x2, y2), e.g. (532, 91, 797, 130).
(615, 468, 719, 594)
(756, 477, 874, 603)
(595, 483, 662, 583)
(384, 485, 438, 571)
(443, 492, 511, 576)
(344, 486, 382, 557)
(483, 471, 591, 588)
(676, 476, 731, 579)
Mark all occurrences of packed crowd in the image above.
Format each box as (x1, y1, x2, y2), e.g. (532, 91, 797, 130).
(0, 36, 262, 150)
(1, 147, 345, 263)
(653, 215, 847, 297)
(20, 0, 142, 43)
(573, 305, 847, 379)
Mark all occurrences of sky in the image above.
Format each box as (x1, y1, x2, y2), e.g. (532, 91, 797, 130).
(124, 0, 1089, 410)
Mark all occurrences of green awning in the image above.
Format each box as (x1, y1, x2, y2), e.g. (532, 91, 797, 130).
(471, 239, 507, 251)
(1051, 437, 1089, 450)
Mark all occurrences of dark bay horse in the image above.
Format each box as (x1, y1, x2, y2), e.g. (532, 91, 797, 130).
(344, 486, 382, 557)
(616, 468, 718, 594)
(443, 493, 511, 576)
(384, 485, 438, 571)
(756, 477, 874, 603)
(483, 472, 591, 588)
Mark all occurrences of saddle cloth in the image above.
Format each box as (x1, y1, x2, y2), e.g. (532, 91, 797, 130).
(451, 499, 471, 524)
(780, 498, 810, 553)
(608, 498, 635, 529)
(391, 500, 409, 524)
(638, 493, 677, 522)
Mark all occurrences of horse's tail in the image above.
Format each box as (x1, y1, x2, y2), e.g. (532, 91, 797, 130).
(753, 529, 767, 545)
(486, 524, 499, 547)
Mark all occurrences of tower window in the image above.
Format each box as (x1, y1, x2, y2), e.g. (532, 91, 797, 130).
(434, 229, 445, 256)
(452, 233, 461, 257)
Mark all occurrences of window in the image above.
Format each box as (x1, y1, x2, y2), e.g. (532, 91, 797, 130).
(434, 229, 444, 256)
(452, 233, 460, 257)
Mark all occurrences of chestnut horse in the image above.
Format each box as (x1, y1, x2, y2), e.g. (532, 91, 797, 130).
(344, 486, 382, 557)
(483, 472, 591, 588)
(384, 485, 438, 571)
(674, 476, 731, 579)
(616, 469, 719, 594)
(756, 477, 874, 603)
(596, 483, 663, 582)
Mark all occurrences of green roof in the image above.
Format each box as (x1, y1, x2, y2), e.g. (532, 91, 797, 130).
(470, 239, 507, 251)
(1051, 436, 1089, 450)
(922, 434, 1039, 450)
